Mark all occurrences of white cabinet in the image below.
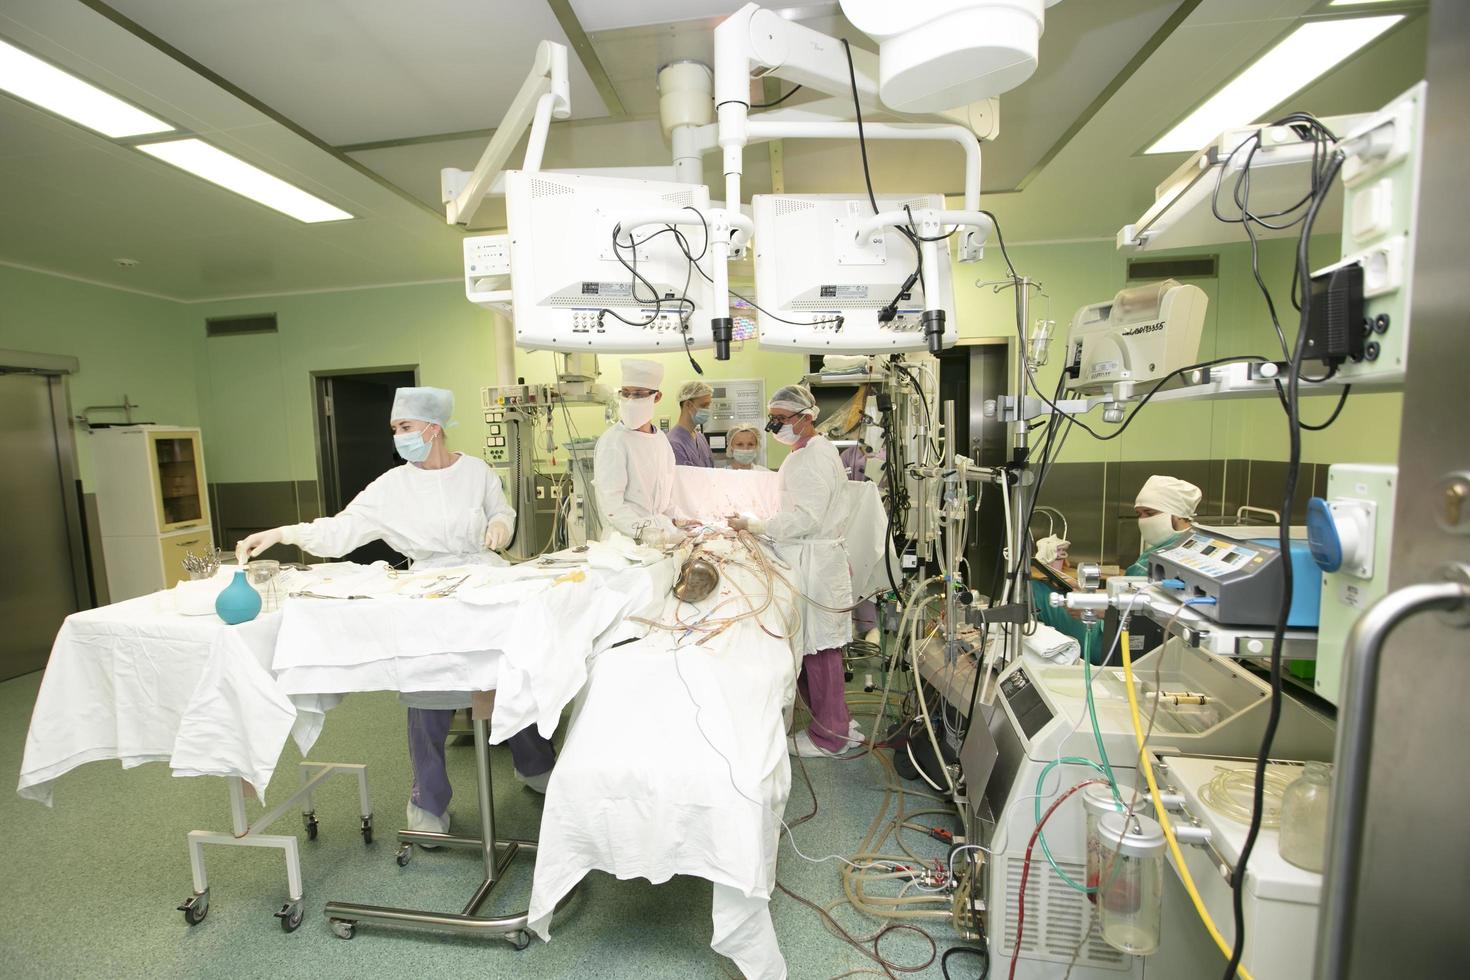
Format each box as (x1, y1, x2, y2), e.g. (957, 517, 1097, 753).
(92, 426, 214, 601)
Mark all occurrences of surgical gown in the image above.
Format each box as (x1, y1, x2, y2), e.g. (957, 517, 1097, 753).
(280, 452, 549, 812)
(282, 452, 514, 566)
(592, 422, 678, 540)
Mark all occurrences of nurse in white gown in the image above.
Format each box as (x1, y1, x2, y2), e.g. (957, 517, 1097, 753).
(234, 386, 556, 839)
(592, 358, 685, 548)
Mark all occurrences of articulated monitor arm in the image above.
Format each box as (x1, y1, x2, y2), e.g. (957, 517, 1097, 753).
(441, 40, 571, 226)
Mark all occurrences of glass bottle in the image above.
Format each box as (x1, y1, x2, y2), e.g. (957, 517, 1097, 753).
(1279, 762, 1333, 873)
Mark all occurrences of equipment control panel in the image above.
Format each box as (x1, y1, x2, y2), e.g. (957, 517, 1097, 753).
(1150, 529, 1321, 628)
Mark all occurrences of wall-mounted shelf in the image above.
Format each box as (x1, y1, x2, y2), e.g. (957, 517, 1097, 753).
(1118, 114, 1366, 253)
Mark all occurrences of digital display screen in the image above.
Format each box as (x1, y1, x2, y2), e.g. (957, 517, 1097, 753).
(1202, 545, 1218, 556)
(1221, 552, 1241, 564)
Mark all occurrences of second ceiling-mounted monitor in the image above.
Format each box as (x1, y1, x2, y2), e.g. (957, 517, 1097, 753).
(504, 170, 714, 353)
(752, 193, 956, 354)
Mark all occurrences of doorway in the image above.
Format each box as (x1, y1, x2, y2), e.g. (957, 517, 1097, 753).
(934, 340, 1010, 598)
(0, 357, 89, 680)
(313, 368, 416, 567)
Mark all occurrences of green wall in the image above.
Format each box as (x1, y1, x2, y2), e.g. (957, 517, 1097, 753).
(0, 265, 198, 487)
(189, 282, 509, 484)
(949, 236, 1401, 466)
(3, 228, 1403, 503)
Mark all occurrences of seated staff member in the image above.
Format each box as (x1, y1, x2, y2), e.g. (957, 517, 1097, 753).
(1127, 474, 1203, 574)
(592, 359, 685, 548)
(724, 423, 768, 471)
(729, 385, 862, 759)
(235, 386, 557, 841)
(1031, 474, 1203, 664)
(669, 380, 716, 468)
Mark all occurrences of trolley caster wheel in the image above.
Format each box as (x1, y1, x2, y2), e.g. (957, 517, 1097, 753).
(303, 812, 319, 841)
(178, 890, 209, 926)
(330, 918, 356, 940)
(396, 843, 413, 867)
(275, 901, 304, 933)
(360, 815, 374, 845)
(505, 929, 531, 951)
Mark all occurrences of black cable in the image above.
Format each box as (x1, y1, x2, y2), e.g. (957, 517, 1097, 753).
(598, 222, 693, 327)
(904, 203, 958, 242)
(841, 38, 925, 320)
(750, 83, 803, 109)
(1211, 113, 1338, 361)
(941, 944, 989, 980)
(1223, 147, 1346, 980)
(1298, 384, 1351, 431)
(671, 207, 845, 329)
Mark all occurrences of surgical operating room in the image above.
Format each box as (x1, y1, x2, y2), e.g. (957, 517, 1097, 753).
(6, 1, 1470, 978)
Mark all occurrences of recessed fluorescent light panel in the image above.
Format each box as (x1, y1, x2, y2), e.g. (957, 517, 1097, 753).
(1329, 0, 1399, 5)
(137, 139, 353, 223)
(1147, 15, 1403, 154)
(0, 37, 172, 137)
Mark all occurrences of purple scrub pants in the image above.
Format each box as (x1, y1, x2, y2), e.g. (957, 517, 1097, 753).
(407, 708, 556, 817)
(798, 647, 854, 753)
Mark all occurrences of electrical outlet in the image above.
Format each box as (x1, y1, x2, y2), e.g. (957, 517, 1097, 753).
(550, 485, 562, 499)
(536, 486, 545, 499)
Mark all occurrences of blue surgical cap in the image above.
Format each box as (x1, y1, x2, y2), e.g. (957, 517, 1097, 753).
(390, 386, 455, 428)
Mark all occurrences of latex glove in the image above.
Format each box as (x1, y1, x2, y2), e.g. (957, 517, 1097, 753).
(236, 527, 284, 565)
(484, 520, 512, 551)
(727, 513, 765, 534)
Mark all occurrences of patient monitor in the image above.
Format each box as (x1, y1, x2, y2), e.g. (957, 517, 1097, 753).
(1062, 278, 1207, 396)
(751, 192, 957, 354)
(504, 170, 714, 352)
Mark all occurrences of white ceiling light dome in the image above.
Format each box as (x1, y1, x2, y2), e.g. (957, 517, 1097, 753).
(841, 0, 1063, 112)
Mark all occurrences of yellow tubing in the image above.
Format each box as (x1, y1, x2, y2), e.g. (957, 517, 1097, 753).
(1119, 630, 1254, 980)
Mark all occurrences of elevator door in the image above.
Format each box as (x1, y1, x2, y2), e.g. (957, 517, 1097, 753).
(0, 374, 82, 679)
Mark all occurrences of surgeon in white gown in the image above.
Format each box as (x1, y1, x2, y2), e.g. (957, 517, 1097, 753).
(235, 386, 557, 839)
(730, 384, 861, 758)
(592, 358, 686, 548)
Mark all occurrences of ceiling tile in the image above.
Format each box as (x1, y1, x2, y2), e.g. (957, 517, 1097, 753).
(103, 0, 612, 145)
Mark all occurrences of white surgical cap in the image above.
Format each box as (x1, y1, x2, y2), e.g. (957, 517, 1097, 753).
(1135, 475, 1202, 519)
(726, 422, 762, 442)
(770, 384, 819, 419)
(621, 358, 663, 390)
(391, 386, 454, 428)
(678, 379, 713, 404)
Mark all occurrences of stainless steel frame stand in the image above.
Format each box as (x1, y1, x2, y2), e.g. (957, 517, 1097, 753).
(177, 761, 372, 934)
(322, 717, 539, 948)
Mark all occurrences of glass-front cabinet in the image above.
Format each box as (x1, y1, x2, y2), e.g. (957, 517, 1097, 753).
(149, 431, 206, 530)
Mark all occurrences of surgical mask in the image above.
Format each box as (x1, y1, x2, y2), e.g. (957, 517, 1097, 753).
(620, 396, 656, 430)
(395, 427, 435, 463)
(772, 424, 800, 446)
(692, 408, 711, 427)
(1138, 514, 1176, 550)
(731, 448, 759, 465)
